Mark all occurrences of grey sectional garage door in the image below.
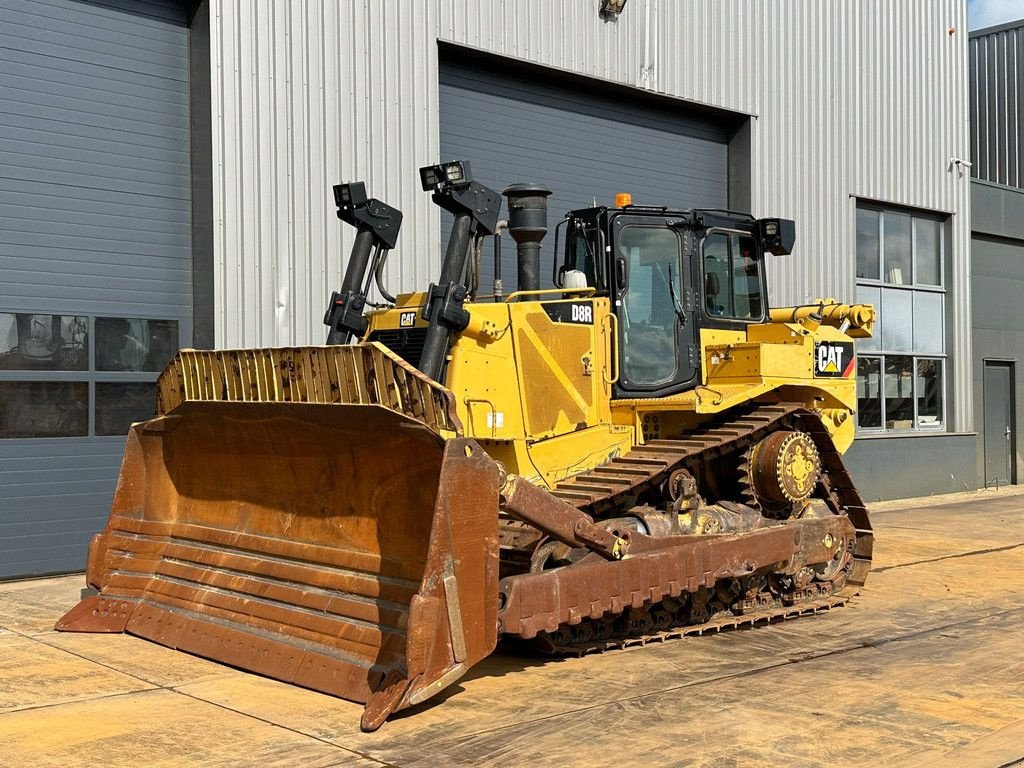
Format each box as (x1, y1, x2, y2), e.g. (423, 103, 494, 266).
(0, 0, 191, 578)
(439, 57, 730, 292)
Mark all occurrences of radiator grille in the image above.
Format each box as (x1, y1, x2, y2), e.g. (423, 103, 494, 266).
(367, 328, 428, 370)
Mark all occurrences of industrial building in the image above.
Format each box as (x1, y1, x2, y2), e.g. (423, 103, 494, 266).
(0, 0, 994, 578)
(968, 18, 1024, 492)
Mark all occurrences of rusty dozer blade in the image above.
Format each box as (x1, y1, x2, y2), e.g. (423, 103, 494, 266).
(57, 346, 501, 732)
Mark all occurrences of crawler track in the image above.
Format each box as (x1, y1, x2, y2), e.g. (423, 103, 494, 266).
(520, 403, 873, 654)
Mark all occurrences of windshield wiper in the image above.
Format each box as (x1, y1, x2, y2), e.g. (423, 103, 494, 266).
(668, 265, 687, 327)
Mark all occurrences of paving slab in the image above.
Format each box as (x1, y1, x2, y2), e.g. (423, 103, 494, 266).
(902, 719, 1024, 767)
(0, 632, 37, 649)
(0, 688, 378, 768)
(867, 494, 1024, 569)
(0, 640, 153, 714)
(0, 575, 85, 635)
(42, 631, 244, 689)
(172, 545, 1024, 766)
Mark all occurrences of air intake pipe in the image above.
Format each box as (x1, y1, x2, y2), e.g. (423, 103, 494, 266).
(502, 184, 552, 294)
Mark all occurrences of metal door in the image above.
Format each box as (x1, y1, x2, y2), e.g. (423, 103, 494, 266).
(439, 57, 730, 293)
(983, 361, 1015, 486)
(0, 0, 192, 578)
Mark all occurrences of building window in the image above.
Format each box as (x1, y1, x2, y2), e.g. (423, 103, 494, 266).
(0, 314, 181, 439)
(855, 204, 946, 432)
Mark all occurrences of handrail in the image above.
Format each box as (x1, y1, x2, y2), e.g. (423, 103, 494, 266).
(503, 286, 596, 302)
(601, 313, 619, 386)
(464, 397, 500, 438)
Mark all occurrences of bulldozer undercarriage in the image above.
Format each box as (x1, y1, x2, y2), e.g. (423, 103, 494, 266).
(496, 404, 872, 655)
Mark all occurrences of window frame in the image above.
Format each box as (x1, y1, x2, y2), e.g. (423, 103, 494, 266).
(856, 353, 947, 433)
(698, 227, 769, 325)
(854, 202, 948, 435)
(855, 203, 946, 290)
(616, 222, 686, 389)
(0, 313, 185, 440)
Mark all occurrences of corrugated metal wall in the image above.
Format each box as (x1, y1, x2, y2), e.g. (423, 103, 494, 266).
(209, 0, 972, 430)
(969, 20, 1024, 189)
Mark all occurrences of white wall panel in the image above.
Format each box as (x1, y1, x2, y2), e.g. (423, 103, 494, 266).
(209, 0, 972, 428)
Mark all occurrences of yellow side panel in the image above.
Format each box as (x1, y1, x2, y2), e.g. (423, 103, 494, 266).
(508, 298, 612, 441)
(525, 424, 634, 487)
(446, 303, 527, 441)
(516, 323, 590, 436)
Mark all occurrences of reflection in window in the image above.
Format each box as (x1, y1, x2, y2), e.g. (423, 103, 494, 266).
(916, 358, 943, 427)
(858, 205, 943, 289)
(0, 382, 88, 438)
(0, 314, 88, 371)
(702, 232, 763, 320)
(884, 355, 915, 430)
(0, 314, 181, 439)
(620, 227, 680, 386)
(914, 218, 941, 286)
(95, 382, 156, 436)
(883, 212, 912, 285)
(857, 357, 882, 428)
(856, 208, 880, 279)
(96, 318, 178, 372)
(857, 354, 944, 431)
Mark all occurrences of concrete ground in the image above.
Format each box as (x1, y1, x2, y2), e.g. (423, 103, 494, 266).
(3, 489, 1024, 768)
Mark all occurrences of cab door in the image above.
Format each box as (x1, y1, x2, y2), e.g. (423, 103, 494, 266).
(611, 216, 699, 397)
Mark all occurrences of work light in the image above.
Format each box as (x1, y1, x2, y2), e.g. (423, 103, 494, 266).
(419, 160, 473, 191)
(757, 217, 796, 256)
(333, 181, 368, 209)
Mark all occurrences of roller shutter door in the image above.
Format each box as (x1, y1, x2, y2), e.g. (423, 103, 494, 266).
(0, 0, 191, 577)
(439, 57, 730, 292)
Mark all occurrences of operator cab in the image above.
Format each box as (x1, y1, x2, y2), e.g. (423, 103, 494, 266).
(557, 205, 794, 398)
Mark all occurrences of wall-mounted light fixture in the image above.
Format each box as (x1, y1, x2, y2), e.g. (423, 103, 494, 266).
(599, 0, 628, 19)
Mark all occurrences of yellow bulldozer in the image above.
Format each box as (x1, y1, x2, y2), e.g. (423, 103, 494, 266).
(58, 161, 874, 732)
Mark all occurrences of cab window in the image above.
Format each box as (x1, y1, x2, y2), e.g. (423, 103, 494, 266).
(702, 232, 764, 320)
(619, 226, 681, 385)
(567, 220, 602, 288)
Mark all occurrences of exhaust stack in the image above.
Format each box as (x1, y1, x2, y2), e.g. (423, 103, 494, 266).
(502, 184, 552, 294)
